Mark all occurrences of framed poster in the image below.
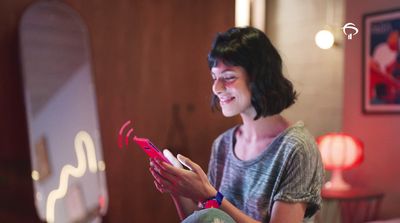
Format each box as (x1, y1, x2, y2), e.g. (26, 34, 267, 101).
(363, 8, 400, 113)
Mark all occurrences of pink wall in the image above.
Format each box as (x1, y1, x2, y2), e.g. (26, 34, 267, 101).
(344, 0, 400, 219)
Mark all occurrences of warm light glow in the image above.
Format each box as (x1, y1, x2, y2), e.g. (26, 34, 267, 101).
(46, 131, 98, 223)
(317, 133, 364, 190)
(318, 133, 363, 170)
(235, 0, 250, 27)
(32, 170, 40, 181)
(315, 30, 335, 49)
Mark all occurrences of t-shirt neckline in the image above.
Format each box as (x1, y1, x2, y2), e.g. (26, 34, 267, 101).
(228, 121, 304, 166)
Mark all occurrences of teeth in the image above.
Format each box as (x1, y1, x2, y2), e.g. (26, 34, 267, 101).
(219, 98, 228, 102)
(219, 97, 233, 102)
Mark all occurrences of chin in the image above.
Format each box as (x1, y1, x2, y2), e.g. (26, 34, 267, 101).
(221, 109, 238, 117)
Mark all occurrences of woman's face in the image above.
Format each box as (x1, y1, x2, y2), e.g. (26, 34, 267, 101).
(211, 60, 255, 117)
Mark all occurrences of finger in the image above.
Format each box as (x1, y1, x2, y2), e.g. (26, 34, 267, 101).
(154, 158, 184, 177)
(153, 180, 165, 193)
(152, 171, 176, 194)
(150, 165, 177, 188)
(149, 166, 169, 186)
(177, 154, 199, 172)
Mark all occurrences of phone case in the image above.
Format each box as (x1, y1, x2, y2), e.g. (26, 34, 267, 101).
(133, 136, 171, 164)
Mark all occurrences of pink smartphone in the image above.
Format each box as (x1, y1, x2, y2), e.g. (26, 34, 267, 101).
(133, 136, 171, 164)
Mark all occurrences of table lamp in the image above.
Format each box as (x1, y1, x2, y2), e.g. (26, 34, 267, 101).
(317, 133, 364, 190)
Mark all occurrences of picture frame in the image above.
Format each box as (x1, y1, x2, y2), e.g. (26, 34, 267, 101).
(363, 8, 400, 113)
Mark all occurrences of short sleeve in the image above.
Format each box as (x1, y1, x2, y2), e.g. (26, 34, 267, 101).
(207, 140, 218, 187)
(207, 130, 232, 190)
(273, 143, 324, 218)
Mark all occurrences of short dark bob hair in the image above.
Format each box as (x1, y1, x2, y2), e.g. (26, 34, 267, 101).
(208, 27, 297, 120)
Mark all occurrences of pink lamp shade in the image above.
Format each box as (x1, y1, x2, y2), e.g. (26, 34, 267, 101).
(317, 133, 364, 190)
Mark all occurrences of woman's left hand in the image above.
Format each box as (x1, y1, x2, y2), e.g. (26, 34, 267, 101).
(149, 154, 216, 202)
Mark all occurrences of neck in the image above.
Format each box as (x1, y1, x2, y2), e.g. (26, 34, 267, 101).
(239, 114, 289, 142)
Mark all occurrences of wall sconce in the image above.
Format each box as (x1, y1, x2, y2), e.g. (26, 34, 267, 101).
(315, 0, 338, 49)
(317, 133, 364, 190)
(315, 29, 335, 49)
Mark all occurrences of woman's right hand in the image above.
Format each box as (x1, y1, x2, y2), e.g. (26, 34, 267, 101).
(149, 153, 201, 220)
(148, 155, 216, 202)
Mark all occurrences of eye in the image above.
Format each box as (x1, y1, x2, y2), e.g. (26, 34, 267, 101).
(224, 76, 237, 82)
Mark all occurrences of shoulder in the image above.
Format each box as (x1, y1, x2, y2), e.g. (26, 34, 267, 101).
(282, 122, 315, 146)
(211, 125, 238, 156)
(278, 122, 319, 159)
(212, 125, 237, 147)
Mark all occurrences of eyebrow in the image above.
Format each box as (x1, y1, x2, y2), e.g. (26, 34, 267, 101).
(210, 69, 236, 76)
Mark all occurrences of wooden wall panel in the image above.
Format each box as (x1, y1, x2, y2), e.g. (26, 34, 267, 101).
(0, 0, 41, 222)
(1, 0, 235, 222)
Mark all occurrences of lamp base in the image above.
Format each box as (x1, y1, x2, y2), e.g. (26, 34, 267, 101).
(324, 169, 351, 191)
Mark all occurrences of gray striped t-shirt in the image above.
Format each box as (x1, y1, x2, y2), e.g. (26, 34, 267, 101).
(207, 122, 324, 222)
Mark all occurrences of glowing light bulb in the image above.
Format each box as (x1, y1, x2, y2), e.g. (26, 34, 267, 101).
(315, 30, 335, 49)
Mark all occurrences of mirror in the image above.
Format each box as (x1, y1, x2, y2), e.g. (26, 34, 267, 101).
(19, 1, 108, 222)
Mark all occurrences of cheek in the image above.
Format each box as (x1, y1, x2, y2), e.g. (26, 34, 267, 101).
(242, 87, 253, 104)
(224, 82, 234, 88)
(225, 79, 245, 89)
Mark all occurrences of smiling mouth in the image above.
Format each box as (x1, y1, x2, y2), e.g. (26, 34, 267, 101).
(219, 97, 235, 105)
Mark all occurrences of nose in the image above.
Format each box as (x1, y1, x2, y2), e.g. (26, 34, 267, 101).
(212, 78, 225, 95)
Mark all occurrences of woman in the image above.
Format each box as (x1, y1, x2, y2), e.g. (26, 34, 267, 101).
(149, 27, 324, 223)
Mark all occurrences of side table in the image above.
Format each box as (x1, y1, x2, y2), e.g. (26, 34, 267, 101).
(317, 187, 384, 223)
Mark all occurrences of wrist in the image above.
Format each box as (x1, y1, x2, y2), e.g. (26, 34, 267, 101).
(206, 187, 218, 200)
(200, 191, 224, 209)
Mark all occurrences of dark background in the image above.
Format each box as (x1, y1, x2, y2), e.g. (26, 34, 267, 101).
(0, 0, 237, 222)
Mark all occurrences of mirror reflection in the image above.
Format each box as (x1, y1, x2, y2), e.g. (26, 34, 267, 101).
(19, 1, 108, 222)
